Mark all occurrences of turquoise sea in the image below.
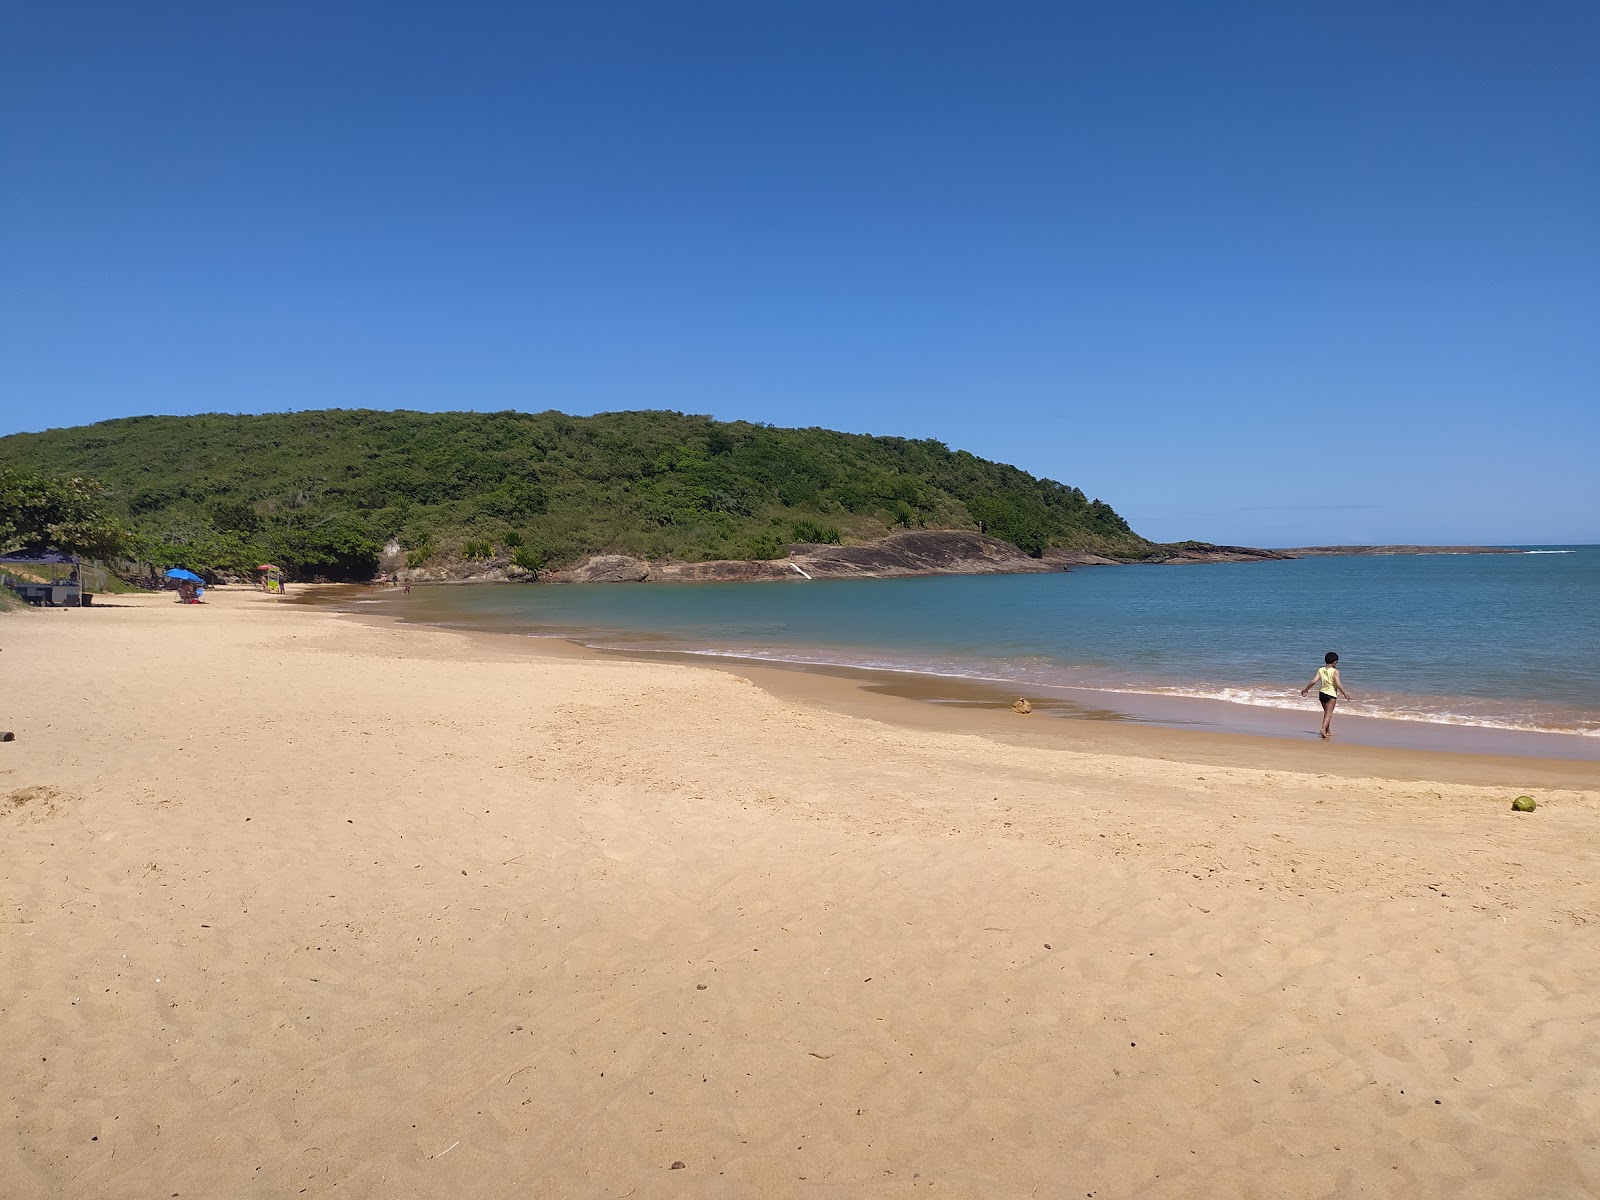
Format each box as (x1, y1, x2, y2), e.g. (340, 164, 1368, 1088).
(365, 547, 1600, 756)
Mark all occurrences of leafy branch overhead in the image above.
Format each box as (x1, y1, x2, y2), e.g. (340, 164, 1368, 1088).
(0, 467, 130, 559)
(0, 409, 1148, 577)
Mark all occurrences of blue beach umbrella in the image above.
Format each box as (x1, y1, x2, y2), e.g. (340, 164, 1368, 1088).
(164, 568, 203, 582)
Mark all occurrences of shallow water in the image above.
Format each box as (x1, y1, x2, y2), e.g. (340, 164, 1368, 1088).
(365, 546, 1600, 753)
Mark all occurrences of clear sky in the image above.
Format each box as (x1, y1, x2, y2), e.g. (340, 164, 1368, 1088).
(2, 1, 1596, 545)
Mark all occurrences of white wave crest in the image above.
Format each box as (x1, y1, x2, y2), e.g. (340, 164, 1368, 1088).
(638, 644, 1600, 739)
(1100, 684, 1600, 738)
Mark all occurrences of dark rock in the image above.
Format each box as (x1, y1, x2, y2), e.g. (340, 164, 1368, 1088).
(545, 531, 1062, 585)
(1138, 543, 1297, 565)
(795, 531, 1058, 579)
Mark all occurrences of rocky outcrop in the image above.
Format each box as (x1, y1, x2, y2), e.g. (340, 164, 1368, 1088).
(1138, 543, 1298, 565)
(539, 531, 1060, 585)
(544, 554, 652, 584)
(399, 536, 1523, 587)
(792, 531, 1058, 579)
(1043, 550, 1124, 566)
(399, 560, 535, 584)
(1046, 543, 1293, 567)
(649, 560, 796, 583)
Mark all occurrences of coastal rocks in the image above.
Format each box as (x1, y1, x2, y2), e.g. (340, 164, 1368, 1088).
(1012, 698, 1032, 714)
(538, 532, 1060, 585)
(1046, 551, 1121, 567)
(400, 560, 530, 584)
(1043, 544, 1296, 566)
(793, 531, 1059, 579)
(650, 560, 794, 583)
(547, 555, 652, 584)
(1138, 544, 1297, 565)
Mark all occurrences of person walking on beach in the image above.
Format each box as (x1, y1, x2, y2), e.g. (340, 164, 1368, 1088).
(1301, 651, 1353, 739)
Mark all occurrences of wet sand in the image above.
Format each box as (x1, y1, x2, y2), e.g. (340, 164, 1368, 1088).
(335, 584, 1600, 764)
(4, 588, 1598, 1198)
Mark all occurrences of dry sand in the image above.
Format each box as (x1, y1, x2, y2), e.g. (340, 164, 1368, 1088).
(3, 588, 1597, 1199)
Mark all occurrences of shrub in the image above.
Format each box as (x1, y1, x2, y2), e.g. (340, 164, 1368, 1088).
(790, 519, 842, 545)
(736, 532, 785, 561)
(511, 545, 545, 573)
(462, 538, 495, 560)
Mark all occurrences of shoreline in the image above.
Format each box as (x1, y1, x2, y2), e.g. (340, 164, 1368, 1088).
(318, 584, 1600, 768)
(389, 539, 1542, 587)
(6, 588, 1599, 1198)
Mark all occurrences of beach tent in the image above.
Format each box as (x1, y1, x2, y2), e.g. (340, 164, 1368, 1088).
(0, 552, 85, 606)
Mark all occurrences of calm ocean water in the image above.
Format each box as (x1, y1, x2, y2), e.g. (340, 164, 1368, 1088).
(370, 547, 1600, 747)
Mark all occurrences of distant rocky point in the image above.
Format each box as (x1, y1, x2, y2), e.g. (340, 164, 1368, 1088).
(402, 534, 1522, 586)
(542, 531, 1055, 584)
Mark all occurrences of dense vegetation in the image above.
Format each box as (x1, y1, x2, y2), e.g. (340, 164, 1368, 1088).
(0, 410, 1150, 578)
(0, 467, 129, 559)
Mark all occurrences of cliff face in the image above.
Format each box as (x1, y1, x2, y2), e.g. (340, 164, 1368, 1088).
(539, 531, 1059, 584)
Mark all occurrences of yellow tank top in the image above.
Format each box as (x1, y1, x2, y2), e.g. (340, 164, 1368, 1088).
(1316, 666, 1338, 696)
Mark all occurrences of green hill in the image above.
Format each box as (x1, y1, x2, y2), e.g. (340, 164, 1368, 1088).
(0, 409, 1150, 577)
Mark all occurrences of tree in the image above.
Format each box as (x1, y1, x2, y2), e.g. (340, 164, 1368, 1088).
(0, 468, 128, 558)
(0, 410, 1155, 572)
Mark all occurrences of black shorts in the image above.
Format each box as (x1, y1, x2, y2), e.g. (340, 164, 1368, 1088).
(1318, 692, 1337, 707)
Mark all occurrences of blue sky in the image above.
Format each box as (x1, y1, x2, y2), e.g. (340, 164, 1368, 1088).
(2, 1, 1596, 545)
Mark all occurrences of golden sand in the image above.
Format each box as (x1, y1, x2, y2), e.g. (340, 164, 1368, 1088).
(3, 589, 1597, 1198)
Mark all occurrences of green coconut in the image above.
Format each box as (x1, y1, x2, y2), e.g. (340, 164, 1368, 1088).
(1511, 796, 1537, 813)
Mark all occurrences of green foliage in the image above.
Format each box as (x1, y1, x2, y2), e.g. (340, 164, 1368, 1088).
(790, 519, 843, 545)
(0, 409, 1151, 577)
(510, 544, 546, 573)
(0, 467, 129, 558)
(462, 538, 495, 560)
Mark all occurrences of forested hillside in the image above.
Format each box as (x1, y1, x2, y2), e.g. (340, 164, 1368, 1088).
(0, 409, 1149, 577)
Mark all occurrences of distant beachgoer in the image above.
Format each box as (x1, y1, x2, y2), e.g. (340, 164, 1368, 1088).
(1301, 651, 1353, 739)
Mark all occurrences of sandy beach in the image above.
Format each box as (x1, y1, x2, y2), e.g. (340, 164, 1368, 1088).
(4, 588, 1597, 1199)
